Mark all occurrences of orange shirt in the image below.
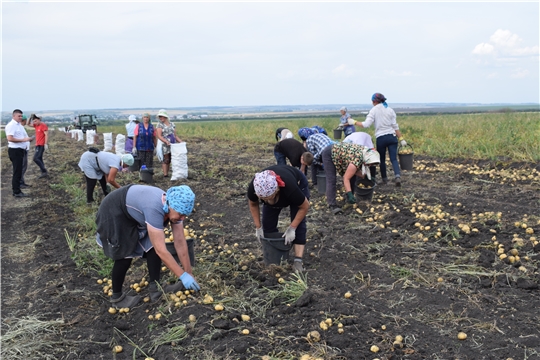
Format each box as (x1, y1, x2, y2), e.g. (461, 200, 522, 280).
(32, 123, 48, 146)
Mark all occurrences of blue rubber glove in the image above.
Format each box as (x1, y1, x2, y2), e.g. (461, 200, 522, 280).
(346, 191, 356, 204)
(282, 226, 296, 245)
(179, 272, 200, 291)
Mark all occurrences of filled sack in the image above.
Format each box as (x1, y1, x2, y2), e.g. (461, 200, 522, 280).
(103, 133, 113, 152)
(170, 142, 188, 180)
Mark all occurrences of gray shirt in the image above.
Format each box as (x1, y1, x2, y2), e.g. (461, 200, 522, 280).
(125, 185, 168, 230)
(78, 151, 121, 179)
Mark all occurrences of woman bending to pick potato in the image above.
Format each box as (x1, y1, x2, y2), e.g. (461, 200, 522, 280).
(347, 93, 407, 186)
(248, 166, 310, 272)
(96, 185, 200, 309)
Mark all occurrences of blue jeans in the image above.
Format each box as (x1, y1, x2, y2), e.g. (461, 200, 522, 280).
(376, 134, 400, 180)
(274, 150, 287, 166)
(33, 145, 47, 173)
(262, 172, 309, 245)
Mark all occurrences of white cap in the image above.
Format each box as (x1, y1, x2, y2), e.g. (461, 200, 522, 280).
(128, 115, 137, 122)
(340, 106, 347, 112)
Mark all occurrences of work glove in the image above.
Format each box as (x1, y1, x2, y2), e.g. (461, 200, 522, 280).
(179, 272, 200, 291)
(347, 118, 356, 126)
(282, 226, 297, 245)
(400, 139, 407, 147)
(255, 227, 264, 240)
(132, 148, 137, 156)
(44, 144, 49, 152)
(346, 191, 356, 204)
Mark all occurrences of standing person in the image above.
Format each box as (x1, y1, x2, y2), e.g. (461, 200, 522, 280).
(133, 113, 156, 169)
(19, 116, 32, 189)
(247, 165, 310, 272)
(348, 93, 407, 186)
(273, 138, 313, 174)
(338, 107, 355, 136)
(125, 115, 138, 153)
(96, 185, 200, 308)
(28, 114, 49, 178)
(156, 109, 182, 177)
(321, 142, 380, 214)
(305, 132, 334, 188)
(78, 150, 134, 204)
(6, 109, 34, 197)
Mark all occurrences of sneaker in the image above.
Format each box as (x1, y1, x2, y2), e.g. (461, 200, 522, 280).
(377, 178, 388, 185)
(292, 261, 304, 273)
(38, 172, 49, 179)
(20, 183, 31, 189)
(395, 177, 401, 187)
(13, 192, 29, 198)
(330, 205, 343, 215)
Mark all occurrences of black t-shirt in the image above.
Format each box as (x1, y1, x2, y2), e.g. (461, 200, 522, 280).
(247, 165, 307, 208)
(274, 139, 307, 168)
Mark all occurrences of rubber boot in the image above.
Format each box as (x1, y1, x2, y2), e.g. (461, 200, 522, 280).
(164, 281, 185, 294)
(110, 292, 142, 309)
(148, 282, 163, 303)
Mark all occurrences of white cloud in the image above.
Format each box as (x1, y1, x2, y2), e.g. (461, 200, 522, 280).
(472, 29, 539, 58)
(384, 70, 416, 77)
(511, 68, 530, 78)
(486, 72, 498, 79)
(472, 43, 494, 55)
(490, 29, 522, 48)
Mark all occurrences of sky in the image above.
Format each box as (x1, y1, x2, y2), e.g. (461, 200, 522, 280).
(2, 1, 539, 111)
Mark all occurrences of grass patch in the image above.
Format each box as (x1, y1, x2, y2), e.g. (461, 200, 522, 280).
(1, 316, 65, 360)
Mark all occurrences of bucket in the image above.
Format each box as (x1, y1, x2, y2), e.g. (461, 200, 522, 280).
(316, 172, 326, 194)
(398, 144, 414, 171)
(355, 178, 375, 202)
(140, 168, 154, 184)
(128, 158, 141, 172)
(333, 128, 343, 140)
(166, 238, 195, 267)
(260, 232, 292, 266)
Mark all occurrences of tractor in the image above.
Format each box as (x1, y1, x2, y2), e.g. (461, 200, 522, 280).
(74, 114, 98, 133)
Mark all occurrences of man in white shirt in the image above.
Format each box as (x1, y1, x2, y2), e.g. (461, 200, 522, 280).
(6, 109, 34, 197)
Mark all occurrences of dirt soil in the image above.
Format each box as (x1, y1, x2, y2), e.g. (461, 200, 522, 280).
(2, 130, 540, 360)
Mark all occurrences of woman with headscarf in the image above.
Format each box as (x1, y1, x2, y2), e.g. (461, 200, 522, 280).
(132, 113, 156, 169)
(347, 93, 407, 186)
(156, 109, 182, 177)
(247, 165, 310, 272)
(96, 185, 200, 309)
(125, 115, 138, 153)
(320, 142, 380, 214)
(78, 150, 134, 204)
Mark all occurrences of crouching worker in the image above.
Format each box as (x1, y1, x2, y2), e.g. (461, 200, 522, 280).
(96, 185, 200, 309)
(248, 166, 310, 272)
(78, 150, 134, 204)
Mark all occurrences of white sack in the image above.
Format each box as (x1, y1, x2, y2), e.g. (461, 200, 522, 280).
(115, 134, 126, 155)
(156, 139, 164, 163)
(86, 130, 96, 145)
(103, 133, 113, 152)
(77, 130, 84, 141)
(70, 130, 77, 139)
(170, 142, 188, 180)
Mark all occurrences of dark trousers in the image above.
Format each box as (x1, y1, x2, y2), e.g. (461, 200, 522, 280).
(21, 150, 28, 185)
(112, 248, 161, 294)
(138, 150, 154, 169)
(376, 134, 400, 180)
(33, 145, 47, 173)
(321, 145, 339, 206)
(274, 150, 287, 166)
(261, 173, 310, 245)
(85, 175, 109, 203)
(8, 148, 25, 194)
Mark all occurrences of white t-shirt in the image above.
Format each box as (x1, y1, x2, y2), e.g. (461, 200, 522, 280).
(343, 132, 374, 148)
(5, 119, 28, 149)
(361, 104, 399, 138)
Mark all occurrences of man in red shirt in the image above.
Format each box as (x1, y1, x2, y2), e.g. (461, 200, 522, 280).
(29, 114, 49, 178)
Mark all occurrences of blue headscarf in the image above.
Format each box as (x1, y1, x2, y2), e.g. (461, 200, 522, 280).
(298, 127, 315, 141)
(372, 93, 388, 108)
(163, 185, 195, 216)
